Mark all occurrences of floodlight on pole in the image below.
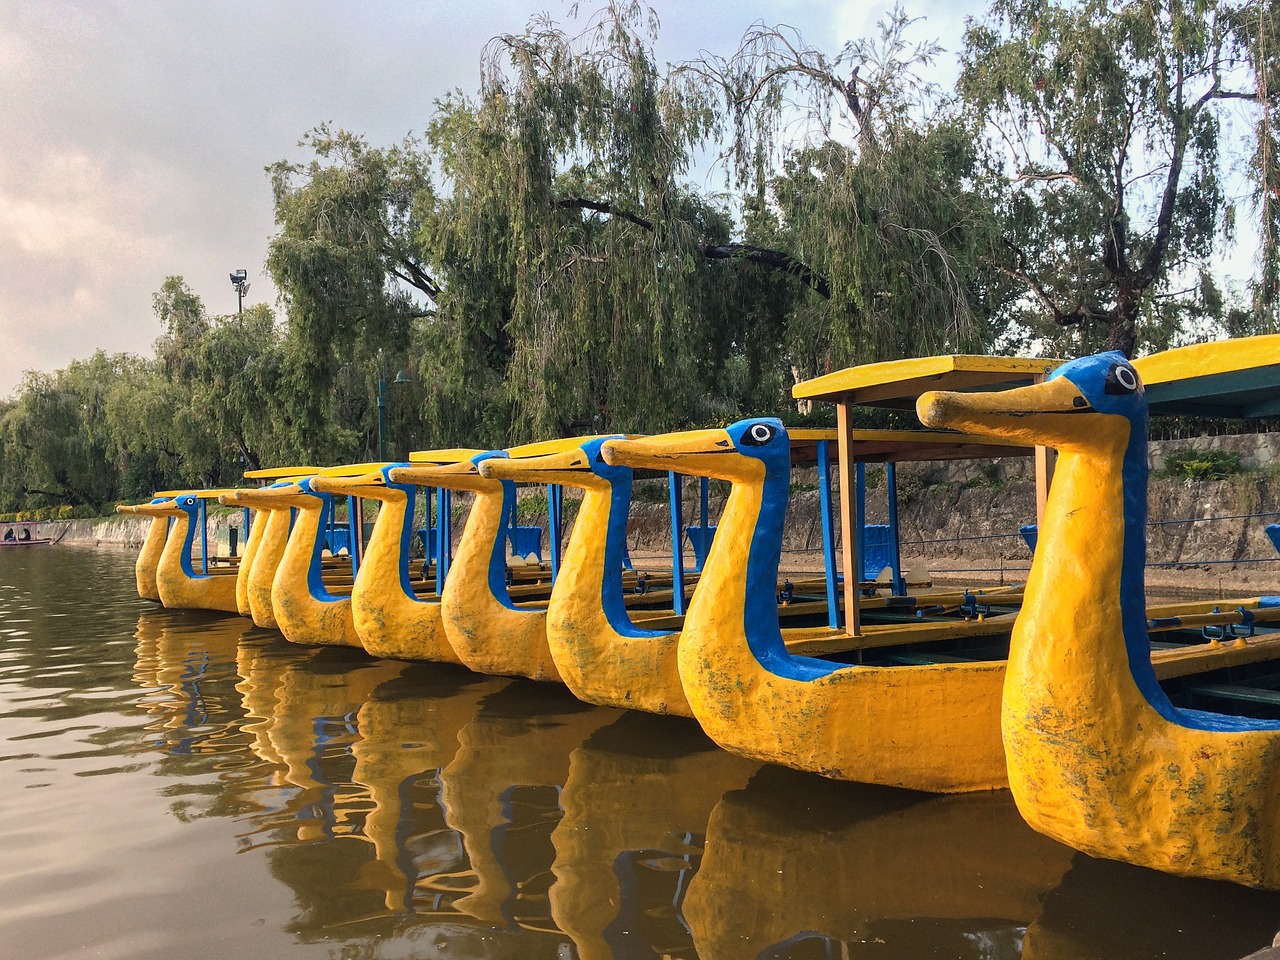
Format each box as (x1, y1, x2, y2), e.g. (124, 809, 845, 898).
(229, 269, 249, 315)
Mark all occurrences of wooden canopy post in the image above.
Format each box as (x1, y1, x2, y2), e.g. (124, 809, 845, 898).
(837, 403, 861, 636)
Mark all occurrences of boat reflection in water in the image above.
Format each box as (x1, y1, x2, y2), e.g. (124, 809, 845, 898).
(550, 711, 760, 959)
(684, 766, 1071, 959)
(126, 609, 1280, 960)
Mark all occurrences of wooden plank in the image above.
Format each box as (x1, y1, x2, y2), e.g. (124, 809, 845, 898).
(837, 403, 860, 636)
(1182, 682, 1280, 706)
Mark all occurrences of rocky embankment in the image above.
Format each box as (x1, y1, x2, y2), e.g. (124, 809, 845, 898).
(49, 433, 1280, 595)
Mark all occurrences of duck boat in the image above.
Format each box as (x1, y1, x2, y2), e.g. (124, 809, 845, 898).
(117, 499, 176, 601)
(220, 484, 306, 628)
(248, 465, 388, 649)
(477, 437, 693, 712)
(224, 466, 322, 621)
(603, 424, 1029, 790)
(310, 450, 483, 663)
(919, 338, 1280, 887)
(126, 491, 243, 613)
(388, 441, 594, 682)
(602, 403, 1280, 792)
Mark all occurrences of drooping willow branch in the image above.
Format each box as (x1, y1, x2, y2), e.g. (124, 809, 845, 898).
(555, 196, 831, 298)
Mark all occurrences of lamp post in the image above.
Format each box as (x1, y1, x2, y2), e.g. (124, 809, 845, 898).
(229, 269, 249, 315)
(376, 357, 413, 460)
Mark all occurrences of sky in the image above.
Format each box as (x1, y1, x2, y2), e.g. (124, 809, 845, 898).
(0, 0, 984, 399)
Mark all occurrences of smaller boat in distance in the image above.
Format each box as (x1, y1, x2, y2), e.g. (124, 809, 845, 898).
(0, 520, 51, 547)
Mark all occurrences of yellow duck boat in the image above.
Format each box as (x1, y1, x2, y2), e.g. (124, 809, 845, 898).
(480, 434, 903, 716)
(310, 451, 482, 663)
(603, 423, 1020, 791)
(477, 437, 693, 712)
(220, 485, 299, 629)
(388, 440, 594, 682)
(126, 491, 241, 613)
(248, 465, 387, 649)
(919, 342, 1280, 887)
(117, 498, 174, 602)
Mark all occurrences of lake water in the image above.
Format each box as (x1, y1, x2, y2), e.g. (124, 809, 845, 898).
(2, 545, 1279, 960)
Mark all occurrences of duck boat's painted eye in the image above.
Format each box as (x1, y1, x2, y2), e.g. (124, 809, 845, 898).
(1104, 362, 1141, 395)
(741, 423, 777, 446)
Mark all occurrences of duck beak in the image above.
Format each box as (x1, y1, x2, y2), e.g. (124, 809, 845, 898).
(222, 484, 305, 508)
(479, 447, 590, 483)
(309, 473, 387, 498)
(130, 500, 178, 517)
(390, 457, 491, 491)
(603, 429, 744, 480)
(917, 376, 1095, 448)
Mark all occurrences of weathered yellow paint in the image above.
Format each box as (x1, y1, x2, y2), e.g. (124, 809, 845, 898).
(1133, 332, 1280, 387)
(117, 503, 168, 601)
(242, 465, 323, 480)
(792, 353, 1061, 402)
(220, 489, 294, 629)
(919, 356, 1280, 888)
(480, 446, 692, 715)
(248, 483, 365, 649)
(681, 777, 1074, 959)
(549, 717, 760, 959)
(310, 470, 463, 663)
(602, 430, 1010, 792)
(229, 506, 266, 617)
(130, 498, 239, 613)
(389, 457, 562, 681)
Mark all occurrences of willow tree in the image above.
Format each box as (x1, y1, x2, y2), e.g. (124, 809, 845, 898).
(417, 2, 811, 440)
(266, 128, 436, 457)
(959, 0, 1280, 356)
(692, 8, 1006, 380)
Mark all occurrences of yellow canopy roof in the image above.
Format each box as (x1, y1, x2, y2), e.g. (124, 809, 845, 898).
(793, 355, 1062, 409)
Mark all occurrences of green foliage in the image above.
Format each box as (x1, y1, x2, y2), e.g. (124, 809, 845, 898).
(6, 1, 1280, 515)
(696, 8, 1009, 376)
(1159, 447, 1245, 480)
(958, 0, 1280, 356)
(1164, 447, 1246, 481)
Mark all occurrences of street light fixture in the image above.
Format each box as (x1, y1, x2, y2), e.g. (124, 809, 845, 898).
(229, 269, 250, 315)
(377, 360, 414, 460)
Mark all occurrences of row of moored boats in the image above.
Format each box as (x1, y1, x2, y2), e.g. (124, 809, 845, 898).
(121, 337, 1280, 889)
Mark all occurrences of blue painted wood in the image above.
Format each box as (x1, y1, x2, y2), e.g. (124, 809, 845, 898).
(855, 462, 866, 582)
(685, 525, 718, 572)
(887, 462, 904, 596)
(415, 528, 438, 562)
(549, 483, 564, 578)
(198, 497, 208, 573)
(436, 489, 452, 592)
(346, 495, 361, 576)
(669, 471, 686, 617)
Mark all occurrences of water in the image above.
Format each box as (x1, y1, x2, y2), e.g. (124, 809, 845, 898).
(2, 546, 1279, 960)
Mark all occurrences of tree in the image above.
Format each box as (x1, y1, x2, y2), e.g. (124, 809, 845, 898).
(417, 1, 804, 438)
(691, 7, 1007, 378)
(959, 0, 1280, 356)
(0, 352, 135, 511)
(266, 129, 434, 457)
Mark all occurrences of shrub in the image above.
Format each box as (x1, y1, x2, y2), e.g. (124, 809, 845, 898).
(1160, 448, 1244, 481)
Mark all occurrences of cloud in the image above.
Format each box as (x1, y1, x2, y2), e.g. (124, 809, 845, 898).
(0, 0, 988, 400)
